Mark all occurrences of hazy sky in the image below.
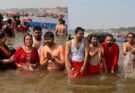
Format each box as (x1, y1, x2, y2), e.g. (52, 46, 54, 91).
(0, 0, 67, 9)
(68, 0, 135, 29)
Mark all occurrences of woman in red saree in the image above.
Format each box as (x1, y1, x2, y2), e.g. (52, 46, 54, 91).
(14, 34, 39, 71)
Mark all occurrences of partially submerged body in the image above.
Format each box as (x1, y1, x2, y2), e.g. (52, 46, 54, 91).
(40, 32, 65, 72)
(123, 33, 135, 77)
(89, 45, 106, 75)
(40, 44, 65, 71)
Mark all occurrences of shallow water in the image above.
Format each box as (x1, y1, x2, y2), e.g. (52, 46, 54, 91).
(2, 29, 135, 93)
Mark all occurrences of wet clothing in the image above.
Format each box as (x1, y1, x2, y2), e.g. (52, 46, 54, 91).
(71, 39, 85, 61)
(101, 42, 119, 72)
(70, 60, 86, 78)
(70, 39, 86, 77)
(14, 47, 39, 66)
(17, 24, 29, 32)
(88, 63, 103, 75)
(123, 52, 135, 77)
(0, 44, 16, 70)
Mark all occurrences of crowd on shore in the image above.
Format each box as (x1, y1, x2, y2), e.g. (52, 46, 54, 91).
(0, 17, 135, 78)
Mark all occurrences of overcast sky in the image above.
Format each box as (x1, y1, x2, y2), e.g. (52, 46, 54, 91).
(0, 0, 67, 9)
(68, 0, 135, 29)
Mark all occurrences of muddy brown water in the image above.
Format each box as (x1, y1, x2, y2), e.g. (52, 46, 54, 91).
(2, 31, 135, 93)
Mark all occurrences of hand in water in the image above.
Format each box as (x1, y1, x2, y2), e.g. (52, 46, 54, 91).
(80, 66, 86, 75)
(111, 68, 115, 74)
(70, 67, 78, 78)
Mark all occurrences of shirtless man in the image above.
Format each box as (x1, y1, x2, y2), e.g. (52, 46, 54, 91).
(40, 32, 65, 71)
(88, 35, 107, 75)
(65, 27, 89, 78)
(123, 32, 135, 76)
(123, 32, 135, 55)
(56, 19, 67, 37)
(33, 26, 43, 53)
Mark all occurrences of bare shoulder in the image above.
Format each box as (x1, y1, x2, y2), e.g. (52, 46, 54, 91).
(40, 45, 47, 51)
(57, 44, 64, 50)
(123, 42, 128, 45)
(66, 40, 72, 47)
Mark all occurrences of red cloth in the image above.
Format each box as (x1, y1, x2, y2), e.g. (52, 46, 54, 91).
(14, 47, 39, 66)
(88, 63, 103, 75)
(18, 25, 29, 32)
(70, 60, 87, 78)
(101, 42, 119, 72)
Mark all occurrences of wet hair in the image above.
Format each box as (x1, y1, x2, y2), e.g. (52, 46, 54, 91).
(23, 22, 27, 25)
(127, 32, 135, 38)
(7, 19, 12, 24)
(33, 26, 42, 32)
(59, 18, 63, 22)
(90, 34, 99, 42)
(0, 31, 6, 39)
(75, 27, 85, 34)
(23, 33, 33, 43)
(44, 32, 54, 38)
(105, 34, 113, 39)
(13, 16, 16, 19)
(86, 34, 98, 43)
(59, 19, 65, 25)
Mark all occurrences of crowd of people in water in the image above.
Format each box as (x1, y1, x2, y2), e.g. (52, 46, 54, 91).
(0, 15, 135, 78)
(0, 14, 29, 37)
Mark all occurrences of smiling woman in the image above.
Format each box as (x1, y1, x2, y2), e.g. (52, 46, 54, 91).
(14, 34, 40, 71)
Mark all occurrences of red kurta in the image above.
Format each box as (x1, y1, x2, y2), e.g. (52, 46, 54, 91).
(101, 42, 119, 72)
(14, 47, 39, 66)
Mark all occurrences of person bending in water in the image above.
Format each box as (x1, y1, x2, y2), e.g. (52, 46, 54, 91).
(88, 34, 107, 75)
(101, 34, 119, 73)
(123, 32, 135, 76)
(65, 27, 89, 78)
(40, 32, 65, 71)
(14, 34, 39, 71)
(0, 31, 16, 70)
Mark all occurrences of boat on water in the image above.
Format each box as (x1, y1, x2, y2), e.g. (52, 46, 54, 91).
(25, 22, 57, 29)
(21, 17, 57, 29)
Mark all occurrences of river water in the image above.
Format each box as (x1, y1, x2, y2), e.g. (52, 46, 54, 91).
(1, 17, 135, 93)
